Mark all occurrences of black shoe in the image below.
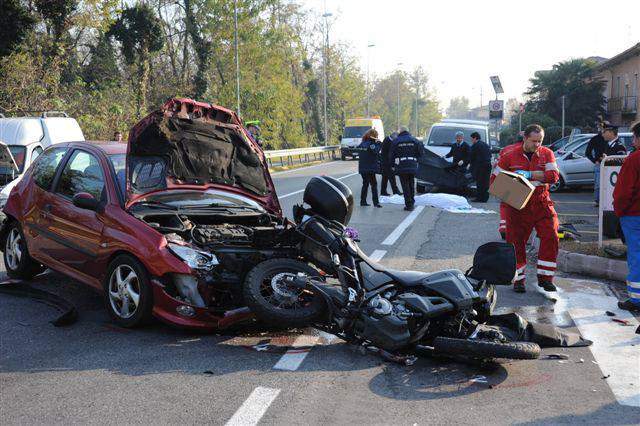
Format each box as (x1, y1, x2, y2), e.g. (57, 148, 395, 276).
(514, 281, 526, 293)
(538, 281, 557, 292)
(380, 192, 390, 196)
(360, 202, 370, 206)
(618, 299, 640, 312)
(374, 204, 383, 208)
(404, 205, 414, 211)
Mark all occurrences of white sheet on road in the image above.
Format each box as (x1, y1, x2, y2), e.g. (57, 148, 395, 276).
(379, 193, 496, 214)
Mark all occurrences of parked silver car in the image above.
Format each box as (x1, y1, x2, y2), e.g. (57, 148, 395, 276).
(551, 133, 634, 192)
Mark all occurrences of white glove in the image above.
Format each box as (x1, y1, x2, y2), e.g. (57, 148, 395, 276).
(457, 160, 464, 166)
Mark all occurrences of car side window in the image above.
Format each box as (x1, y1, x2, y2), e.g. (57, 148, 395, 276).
(55, 150, 106, 201)
(31, 146, 43, 162)
(33, 147, 69, 190)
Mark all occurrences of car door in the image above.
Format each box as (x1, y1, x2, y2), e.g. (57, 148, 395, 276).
(42, 149, 107, 278)
(561, 142, 593, 184)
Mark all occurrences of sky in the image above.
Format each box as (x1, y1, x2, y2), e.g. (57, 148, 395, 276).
(302, 0, 640, 110)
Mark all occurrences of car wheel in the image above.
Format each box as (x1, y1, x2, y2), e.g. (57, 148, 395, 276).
(549, 176, 565, 193)
(103, 254, 153, 328)
(3, 222, 44, 280)
(341, 153, 347, 161)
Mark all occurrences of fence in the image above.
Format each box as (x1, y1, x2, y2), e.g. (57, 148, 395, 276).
(264, 145, 340, 167)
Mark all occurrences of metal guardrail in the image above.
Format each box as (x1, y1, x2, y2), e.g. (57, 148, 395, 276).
(264, 145, 340, 167)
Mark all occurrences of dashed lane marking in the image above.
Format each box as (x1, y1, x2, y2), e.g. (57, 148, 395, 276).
(273, 335, 320, 371)
(224, 387, 281, 426)
(369, 250, 387, 262)
(381, 206, 425, 246)
(277, 172, 359, 199)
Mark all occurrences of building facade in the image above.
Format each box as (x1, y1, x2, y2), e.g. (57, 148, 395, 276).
(596, 43, 640, 129)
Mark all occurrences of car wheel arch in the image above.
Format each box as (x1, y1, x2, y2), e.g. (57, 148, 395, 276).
(0, 215, 17, 251)
(103, 250, 152, 282)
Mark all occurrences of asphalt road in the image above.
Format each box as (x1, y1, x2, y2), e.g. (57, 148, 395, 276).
(1, 160, 639, 425)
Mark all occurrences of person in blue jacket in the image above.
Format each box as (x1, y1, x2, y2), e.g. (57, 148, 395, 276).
(390, 127, 423, 211)
(357, 128, 383, 207)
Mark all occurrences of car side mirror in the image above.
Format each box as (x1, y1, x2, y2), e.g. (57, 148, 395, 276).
(565, 152, 574, 160)
(72, 192, 99, 211)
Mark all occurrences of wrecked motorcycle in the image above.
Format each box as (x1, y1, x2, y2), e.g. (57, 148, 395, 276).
(243, 176, 541, 360)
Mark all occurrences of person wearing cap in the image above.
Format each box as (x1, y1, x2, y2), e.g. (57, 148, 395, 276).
(587, 121, 610, 205)
(380, 132, 402, 196)
(390, 126, 422, 211)
(445, 131, 470, 169)
(468, 131, 492, 202)
(613, 121, 640, 312)
(602, 123, 627, 157)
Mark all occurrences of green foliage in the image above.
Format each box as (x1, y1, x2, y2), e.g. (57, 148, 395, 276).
(35, 0, 77, 39)
(525, 58, 606, 127)
(501, 111, 558, 145)
(107, 5, 163, 65)
(0, 0, 35, 57)
(446, 96, 471, 119)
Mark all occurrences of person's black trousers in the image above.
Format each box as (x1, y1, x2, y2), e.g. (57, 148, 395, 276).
(398, 173, 416, 207)
(381, 172, 400, 195)
(474, 163, 492, 202)
(360, 172, 379, 205)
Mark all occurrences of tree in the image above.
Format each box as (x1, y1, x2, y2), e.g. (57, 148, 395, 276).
(108, 4, 164, 116)
(525, 58, 606, 127)
(0, 0, 35, 57)
(446, 96, 471, 119)
(83, 34, 119, 89)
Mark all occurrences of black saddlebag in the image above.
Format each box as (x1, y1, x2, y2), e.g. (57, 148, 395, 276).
(467, 242, 516, 285)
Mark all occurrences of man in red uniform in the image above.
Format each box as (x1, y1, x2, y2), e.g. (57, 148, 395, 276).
(496, 140, 522, 239)
(491, 124, 560, 293)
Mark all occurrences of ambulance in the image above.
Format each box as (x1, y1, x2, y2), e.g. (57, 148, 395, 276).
(340, 117, 384, 160)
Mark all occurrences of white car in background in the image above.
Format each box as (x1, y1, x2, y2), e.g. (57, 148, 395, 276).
(0, 112, 85, 208)
(423, 119, 491, 159)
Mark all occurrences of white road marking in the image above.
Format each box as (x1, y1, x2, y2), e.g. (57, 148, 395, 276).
(225, 387, 281, 426)
(535, 279, 640, 407)
(381, 206, 425, 246)
(369, 250, 387, 262)
(277, 172, 358, 200)
(273, 335, 320, 371)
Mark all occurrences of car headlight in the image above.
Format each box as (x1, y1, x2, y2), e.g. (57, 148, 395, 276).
(167, 243, 219, 270)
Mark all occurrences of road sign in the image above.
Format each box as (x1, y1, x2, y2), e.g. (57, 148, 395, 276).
(489, 76, 504, 94)
(489, 100, 504, 119)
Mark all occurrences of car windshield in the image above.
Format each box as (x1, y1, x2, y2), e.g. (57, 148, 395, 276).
(427, 127, 480, 146)
(109, 154, 126, 198)
(0, 146, 26, 174)
(133, 190, 265, 211)
(343, 126, 371, 139)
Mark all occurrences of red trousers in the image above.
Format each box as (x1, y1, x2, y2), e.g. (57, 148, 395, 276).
(506, 193, 559, 283)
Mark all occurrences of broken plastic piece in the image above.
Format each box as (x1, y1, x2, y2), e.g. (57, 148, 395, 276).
(546, 353, 569, 360)
(612, 318, 632, 326)
(636, 325, 640, 335)
(576, 359, 585, 363)
(602, 374, 611, 379)
(605, 311, 616, 317)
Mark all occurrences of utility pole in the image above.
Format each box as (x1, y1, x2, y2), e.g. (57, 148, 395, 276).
(366, 43, 375, 116)
(414, 82, 419, 136)
(234, 0, 240, 117)
(561, 95, 566, 138)
(396, 62, 403, 131)
(322, 10, 332, 145)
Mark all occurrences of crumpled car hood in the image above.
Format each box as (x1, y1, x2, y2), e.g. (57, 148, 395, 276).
(125, 98, 281, 215)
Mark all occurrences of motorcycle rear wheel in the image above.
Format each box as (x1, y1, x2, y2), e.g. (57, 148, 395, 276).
(433, 336, 540, 360)
(243, 258, 326, 327)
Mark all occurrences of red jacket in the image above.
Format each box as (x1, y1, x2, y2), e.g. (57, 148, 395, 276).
(490, 143, 560, 194)
(613, 150, 640, 217)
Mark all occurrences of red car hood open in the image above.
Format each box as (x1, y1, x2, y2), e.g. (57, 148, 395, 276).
(125, 98, 281, 215)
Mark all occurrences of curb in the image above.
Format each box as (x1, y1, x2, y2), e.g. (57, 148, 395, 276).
(556, 249, 627, 283)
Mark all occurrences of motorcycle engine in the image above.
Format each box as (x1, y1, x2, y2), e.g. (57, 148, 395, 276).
(355, 294, 417, 352)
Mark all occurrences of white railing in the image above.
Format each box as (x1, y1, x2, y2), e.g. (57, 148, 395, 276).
(264, 145, 340, 166)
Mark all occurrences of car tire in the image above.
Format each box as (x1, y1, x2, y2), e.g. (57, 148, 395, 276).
(3, 222, 45, 280)
(341, 153, 347, 161)
(103, 254, 154, 328)
(549, 176, 565, 193)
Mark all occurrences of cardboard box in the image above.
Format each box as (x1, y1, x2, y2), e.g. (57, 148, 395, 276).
(489, 170, 535, 210)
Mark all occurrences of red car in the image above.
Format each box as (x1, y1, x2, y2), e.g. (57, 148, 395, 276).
(0, 98, 301, 331)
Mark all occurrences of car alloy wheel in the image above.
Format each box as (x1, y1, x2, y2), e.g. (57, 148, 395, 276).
(108, 265, 141, 319)
(5, 228, 22, 271)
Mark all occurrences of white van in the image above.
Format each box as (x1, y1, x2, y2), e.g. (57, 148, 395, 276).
(340, 117, 385, 160)
(424, 119, 491, 159)
(0, 112, 85, 207)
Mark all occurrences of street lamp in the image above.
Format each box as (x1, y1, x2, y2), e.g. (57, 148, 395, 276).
(366, 43, 375, 116)
(396, 62, 403, 131)
(322, 11, 332, 145)
(234, 0, 240, 117)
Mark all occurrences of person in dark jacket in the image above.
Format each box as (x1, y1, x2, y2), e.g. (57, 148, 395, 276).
(390, 127, 422, 211)
(602, 123, 627, 157)
(468, 131, 492, 202)
(445, 131, 470, 168)
(586, 122, 608, 204)
(380, 132, 401, 196)
(357, 128, 383, 207)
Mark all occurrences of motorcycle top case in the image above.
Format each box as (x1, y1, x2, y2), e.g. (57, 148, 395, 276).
(467, 242, 516, 285)
(303, 176, 354, 225)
